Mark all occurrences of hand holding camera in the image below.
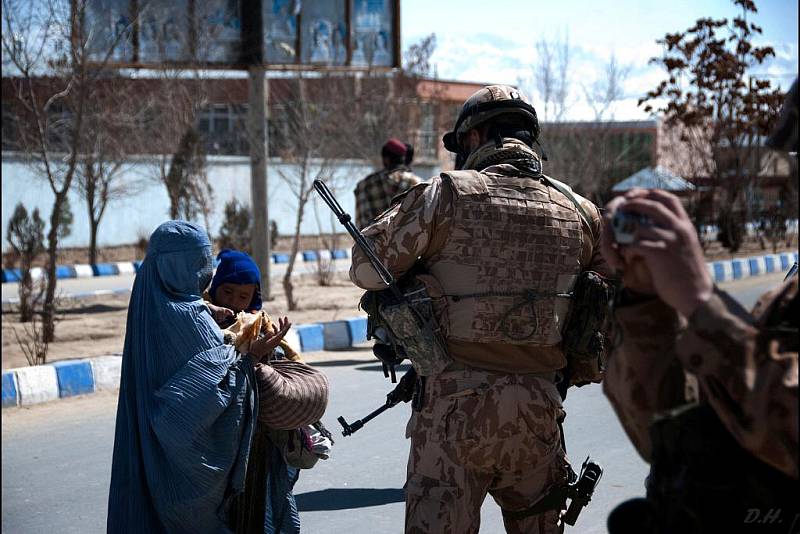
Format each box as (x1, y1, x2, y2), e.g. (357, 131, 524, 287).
(601, 188, 713, 317)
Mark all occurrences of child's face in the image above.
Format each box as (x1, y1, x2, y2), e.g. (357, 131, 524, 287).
(215, 283, 257, 312)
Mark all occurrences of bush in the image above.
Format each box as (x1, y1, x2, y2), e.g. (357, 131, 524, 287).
(217, 200, 252, 254)
(6, 203, 45, 322)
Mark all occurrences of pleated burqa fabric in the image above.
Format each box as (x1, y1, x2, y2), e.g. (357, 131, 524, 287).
(107, 221, 256, 534)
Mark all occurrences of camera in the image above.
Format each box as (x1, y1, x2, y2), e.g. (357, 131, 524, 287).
(611, 210, 652, 245)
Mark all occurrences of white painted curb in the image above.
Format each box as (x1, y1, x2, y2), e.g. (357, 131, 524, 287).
(115, 262, 135, 274)
(90, 355, 123, 390)
(15, 365, 59, 406)
(74, 264, 94, 278)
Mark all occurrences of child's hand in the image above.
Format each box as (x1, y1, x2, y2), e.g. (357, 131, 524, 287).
(248, 317, 292, 360)
(208, 303, 235, 325)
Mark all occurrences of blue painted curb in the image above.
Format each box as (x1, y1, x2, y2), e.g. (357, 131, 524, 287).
(3, 268, 22, 283)
(52, 360, 95, 397)
(92, 263, 120, 276)
(2, 372, 18, 408)
(1, 250, 355, 284)
(295, 324, 325, 352)
(56, 265, 77, 279)
(346, 317, 368, 345)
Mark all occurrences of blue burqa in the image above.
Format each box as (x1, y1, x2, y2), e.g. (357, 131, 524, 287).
(107, 221, 256, 533)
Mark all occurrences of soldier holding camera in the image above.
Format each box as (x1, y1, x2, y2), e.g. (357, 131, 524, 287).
(350, 85, 610, 534)
(601, 80, 799, 531)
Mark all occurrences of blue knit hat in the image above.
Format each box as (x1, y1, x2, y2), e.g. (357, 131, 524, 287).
(208, 249, 262, 311)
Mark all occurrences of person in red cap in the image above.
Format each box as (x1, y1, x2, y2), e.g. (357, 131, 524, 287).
(353, 137, 422, 229)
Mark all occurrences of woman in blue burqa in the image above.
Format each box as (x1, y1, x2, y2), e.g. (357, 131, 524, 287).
(107, 221, 328, 533)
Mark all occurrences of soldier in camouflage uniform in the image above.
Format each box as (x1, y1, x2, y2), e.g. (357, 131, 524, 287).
(354, 138, 422, 229)
(350, 85, 609, 533)
(601, 190, 798, 531)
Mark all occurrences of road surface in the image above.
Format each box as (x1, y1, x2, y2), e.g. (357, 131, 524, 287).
(1, 274, 787, 534)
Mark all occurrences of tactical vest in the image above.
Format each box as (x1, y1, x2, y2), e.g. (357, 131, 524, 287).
(646, 402, 799, 533)
(428, 170, 584, 345)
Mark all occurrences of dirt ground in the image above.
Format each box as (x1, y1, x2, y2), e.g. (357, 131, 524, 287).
(2, 272, 365, 370)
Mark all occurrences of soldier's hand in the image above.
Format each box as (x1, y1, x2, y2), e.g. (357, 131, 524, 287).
(618, 189, 713, 317)
(601, 193, 656, 295)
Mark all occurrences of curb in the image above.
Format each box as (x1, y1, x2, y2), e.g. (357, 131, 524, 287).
(1, 316, 369, 409)
(708, 252, 797, 283)
(1, 249, 351, 284)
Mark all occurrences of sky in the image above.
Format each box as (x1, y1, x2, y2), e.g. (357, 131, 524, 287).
(401, 0, 799, 121)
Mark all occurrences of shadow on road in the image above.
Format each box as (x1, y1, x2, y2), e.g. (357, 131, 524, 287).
(355, 363, 412, 373)
(57, 303, 128, 315)
(295, 487, 405, 511)
(312, 358, 378, 367)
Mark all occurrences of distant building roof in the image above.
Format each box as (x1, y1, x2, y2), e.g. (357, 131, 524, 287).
(612, 165, 696, 192)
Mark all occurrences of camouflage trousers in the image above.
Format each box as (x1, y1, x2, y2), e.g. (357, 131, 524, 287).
(404, 364, 570, 534)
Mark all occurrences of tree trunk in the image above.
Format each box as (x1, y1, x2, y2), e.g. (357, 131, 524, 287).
(283, 220, 303, 311)
(42, 193, 66, 345)
(89, 220, 99, 266)
(19, 267, 33, 323)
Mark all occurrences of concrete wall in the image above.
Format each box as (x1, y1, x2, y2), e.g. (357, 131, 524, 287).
(1, 152, 439, 250)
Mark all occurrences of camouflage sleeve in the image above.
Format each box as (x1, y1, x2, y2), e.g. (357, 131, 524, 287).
(674, 281, 799, 478)
(349, 177, 448, 290)
(578, 196, 612, 277)
(603, 296, 688, 462)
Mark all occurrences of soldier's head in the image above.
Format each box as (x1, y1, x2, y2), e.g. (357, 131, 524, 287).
(381, 138, 407, 169)
(443, 85, 540, 169)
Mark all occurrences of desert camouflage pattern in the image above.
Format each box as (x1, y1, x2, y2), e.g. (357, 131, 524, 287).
(433, 166, 582, 345)
(350, 140, 608, 374)
(405, 364, 570, 534)
(354, 165, 422, 229)
(604, 277, 798, 479)
(452, 85, 534, 139)
(374, 276, 452, 376)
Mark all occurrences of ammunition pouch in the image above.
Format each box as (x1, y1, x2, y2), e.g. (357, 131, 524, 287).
(561, 271, 615, 386)
(360, 275, 452, 377)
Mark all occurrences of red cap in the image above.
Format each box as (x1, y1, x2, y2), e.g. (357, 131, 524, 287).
(382, 138, 407, 157)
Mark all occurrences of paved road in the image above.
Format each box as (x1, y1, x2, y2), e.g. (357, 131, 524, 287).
(1, 258, 353, 302)
(1, 274, 787, 534)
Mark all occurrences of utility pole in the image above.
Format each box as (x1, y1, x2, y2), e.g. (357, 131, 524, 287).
(248, 65, 271, 299)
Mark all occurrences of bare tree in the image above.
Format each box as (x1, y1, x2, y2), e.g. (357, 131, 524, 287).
(1, 0, 128, 342)
(273, 75, 341, 310)
(74, 97, 141, 265)
(404, 33, 436, 78)
(528, 33, 571, 123)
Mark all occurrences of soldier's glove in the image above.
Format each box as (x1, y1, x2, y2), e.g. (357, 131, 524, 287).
(373, 343, 406, 383)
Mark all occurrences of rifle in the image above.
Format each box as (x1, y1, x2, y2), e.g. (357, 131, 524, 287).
(337, 367, 421, 437)
(312, 179, 412, 383)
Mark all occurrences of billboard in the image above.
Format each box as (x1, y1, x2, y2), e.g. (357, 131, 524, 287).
(85, 0, 399, 69)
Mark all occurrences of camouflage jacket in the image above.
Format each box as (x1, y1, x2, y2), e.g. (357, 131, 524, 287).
(350, 140, 608, 374)
(603, 277, 798, 479)
(353, 165, 422, 229)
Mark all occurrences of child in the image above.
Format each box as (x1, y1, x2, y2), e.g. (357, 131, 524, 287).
(205, 249, 332, 534)
(205, 249, 299, 362)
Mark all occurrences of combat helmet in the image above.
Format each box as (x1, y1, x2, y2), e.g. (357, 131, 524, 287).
(442, 85, 540, 154)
